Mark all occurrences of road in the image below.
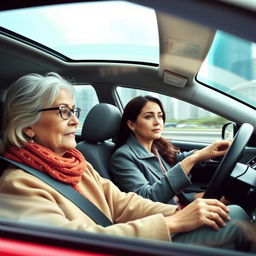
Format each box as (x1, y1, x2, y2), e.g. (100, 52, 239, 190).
(162, 130, 222, 143)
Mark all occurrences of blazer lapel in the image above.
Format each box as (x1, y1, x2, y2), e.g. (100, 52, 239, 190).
(127, 135, 163, 179)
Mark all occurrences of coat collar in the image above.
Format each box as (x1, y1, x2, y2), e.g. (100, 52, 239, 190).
(126, 134, 156, 160)
(126, 134, 168, 179)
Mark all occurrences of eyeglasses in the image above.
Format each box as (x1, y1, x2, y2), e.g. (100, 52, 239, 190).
(38, 106, 81, 120)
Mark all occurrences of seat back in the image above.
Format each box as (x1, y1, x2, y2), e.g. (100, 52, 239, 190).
(76, 103, 121, 179)
(0, 100, 4, 144)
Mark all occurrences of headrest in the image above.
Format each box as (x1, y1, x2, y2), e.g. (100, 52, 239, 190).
(81, 103, 121, 143)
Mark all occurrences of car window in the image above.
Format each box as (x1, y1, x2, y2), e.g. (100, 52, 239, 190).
(74, 85, 99, 133)
(197, 30, 256, 108)
(115, 87, 229, 143)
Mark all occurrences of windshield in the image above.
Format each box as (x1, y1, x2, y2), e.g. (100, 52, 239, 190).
(0, 1, 159, 63)
(197, 30, 256, 108)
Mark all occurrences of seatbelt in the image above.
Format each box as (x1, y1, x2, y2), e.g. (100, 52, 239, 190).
(0, 156, 113, 227)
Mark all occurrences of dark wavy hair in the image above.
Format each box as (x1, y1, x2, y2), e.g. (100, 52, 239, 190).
(115, 95, 179, 165)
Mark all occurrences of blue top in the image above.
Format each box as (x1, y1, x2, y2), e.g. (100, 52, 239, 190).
(110, 134, 195, 204)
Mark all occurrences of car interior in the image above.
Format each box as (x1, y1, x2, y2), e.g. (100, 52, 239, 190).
(0, 0, 256, 255)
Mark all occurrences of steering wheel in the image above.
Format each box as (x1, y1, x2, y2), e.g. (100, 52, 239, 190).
(203, 123, 254, 199)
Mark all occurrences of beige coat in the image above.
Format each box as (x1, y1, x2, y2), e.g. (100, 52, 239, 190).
(0, 161, 177, 242)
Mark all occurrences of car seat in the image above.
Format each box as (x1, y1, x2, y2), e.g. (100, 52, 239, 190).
(76, 103, 121, 179)
(0, 100, 4, 143)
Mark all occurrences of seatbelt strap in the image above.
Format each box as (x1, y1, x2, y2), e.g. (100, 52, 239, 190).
(0, 156, 113, 227)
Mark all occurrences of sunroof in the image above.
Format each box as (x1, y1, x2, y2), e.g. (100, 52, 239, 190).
(0, 1, 159, 63)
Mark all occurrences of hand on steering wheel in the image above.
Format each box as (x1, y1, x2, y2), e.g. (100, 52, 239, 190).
(203, 123, 254, 199)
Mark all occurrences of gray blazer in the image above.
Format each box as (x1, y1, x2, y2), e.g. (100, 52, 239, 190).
(110, 134, 195, 204)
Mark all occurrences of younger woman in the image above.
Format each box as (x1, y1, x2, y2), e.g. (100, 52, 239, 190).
(111, 95, 231, 205)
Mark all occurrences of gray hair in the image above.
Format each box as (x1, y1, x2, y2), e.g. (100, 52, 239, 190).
(1, 72, 75, 151)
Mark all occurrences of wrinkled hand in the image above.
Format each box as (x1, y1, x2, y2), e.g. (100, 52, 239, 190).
(165, 198, 231, 233)
(194, 139, 232, 163)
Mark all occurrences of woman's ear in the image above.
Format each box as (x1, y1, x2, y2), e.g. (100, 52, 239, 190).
(127, 120, 135, 131)
(23, 127, 35, 139)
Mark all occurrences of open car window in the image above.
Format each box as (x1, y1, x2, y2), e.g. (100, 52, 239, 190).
(73, 85, 99, 133)
(115, 86, 229, 143)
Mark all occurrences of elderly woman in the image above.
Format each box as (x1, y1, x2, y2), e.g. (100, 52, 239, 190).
(0, 72, 252, 252)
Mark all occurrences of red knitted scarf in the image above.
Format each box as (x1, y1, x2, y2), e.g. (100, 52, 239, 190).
(4, 142, 87, 191)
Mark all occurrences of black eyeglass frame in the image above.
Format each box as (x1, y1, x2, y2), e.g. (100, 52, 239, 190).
(38, 106, 81, 120)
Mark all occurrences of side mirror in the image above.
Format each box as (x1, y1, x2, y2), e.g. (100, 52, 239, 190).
(221, 122, 238, 139)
